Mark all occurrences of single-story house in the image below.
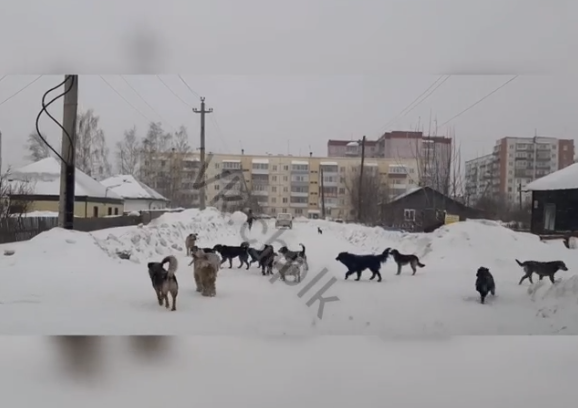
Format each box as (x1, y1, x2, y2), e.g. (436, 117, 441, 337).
(100, 175, 169, 212)
(526, 163, 578, 235)
(7, 157, 124, 217)
(380, 186, 484, 232)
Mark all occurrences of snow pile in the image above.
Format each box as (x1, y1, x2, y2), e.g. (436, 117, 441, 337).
(92, 207, 242, 262)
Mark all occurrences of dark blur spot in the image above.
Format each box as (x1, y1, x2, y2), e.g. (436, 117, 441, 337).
(53, 336, 103, 380)
(130, 336, 172, 360)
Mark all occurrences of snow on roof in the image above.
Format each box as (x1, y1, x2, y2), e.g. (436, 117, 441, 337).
(184, 157, 199, 162)
(526, 163, 578, 191)
(389, 164, 407, 167)
(101, 175, 168, 201)
(364, 162, 378, 167)
(390, 186, 422, 202)
(320, 161, 338, 166)
(291, 161, 309, 165)
(7, 157, 122, 200)
(251, 158, 269, 164)
(346, 141, 359, 147)
(222, 159, 241, 163)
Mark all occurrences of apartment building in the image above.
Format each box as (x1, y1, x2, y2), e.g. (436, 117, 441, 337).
(327, 131, 453, 193)
(464, 154, 494, 204)
(464, 136, 575, 205)
(153, 152, 419, 220)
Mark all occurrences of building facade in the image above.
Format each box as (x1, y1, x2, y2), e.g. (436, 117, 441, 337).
(151, 152, 419, 220)
(327, 131, 453, 193)
(464, 136, 575, 205)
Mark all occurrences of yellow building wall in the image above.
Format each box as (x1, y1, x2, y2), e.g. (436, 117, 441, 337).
(27, 200, 124, 218)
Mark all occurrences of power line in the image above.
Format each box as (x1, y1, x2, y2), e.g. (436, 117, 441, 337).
(378, 75, 450, 133)
(98, 75, 154, 124)
(438, 75, 519, 129)
(119, 75, 175, 130)
(156, 75, 193, 108)
(0, 75, 43, 108)
(0, 75, 6, 85)
(178, 75, 201, 98)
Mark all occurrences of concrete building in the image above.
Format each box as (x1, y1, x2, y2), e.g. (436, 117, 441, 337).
(327, 131, 453, 193)
(464, 136, 575, 205)
(464, 153, 494, 204)
(152, 152, 419, 220)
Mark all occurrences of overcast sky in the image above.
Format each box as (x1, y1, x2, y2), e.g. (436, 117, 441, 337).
(0, 0, 576, 172)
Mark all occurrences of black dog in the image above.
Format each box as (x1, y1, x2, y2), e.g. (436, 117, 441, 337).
(516, 259, 568, 285)
(336, 248, 391, 282)
(390, 249, 425, 275)
(475, 267, 495, 304)
(248, 245, 275, 274)
(318, 227, 323, 235)
(147, 255, 179, 311)
(193, 246, 215, 254)
(213, 242, 250, 269)
(279, 243, 308, 271)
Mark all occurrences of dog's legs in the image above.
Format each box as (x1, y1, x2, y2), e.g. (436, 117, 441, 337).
(370, 267, 382, 282)
(164, 294, 170, 309)
(490, 287, 495, 296)
(396, 264, 402, 275)
(345, 270, 353, 280)
(171, 293, 177, 311)
(369, 271, 376, 280)
(410, 261, 417, 275)
(480, 293, 486, 304)
(156, 291, 163, 306)
(519, 274, 531, 285)
(355, 270, 362, 281)
(549, 274, 556, 284)
(228, 258, 233, 269)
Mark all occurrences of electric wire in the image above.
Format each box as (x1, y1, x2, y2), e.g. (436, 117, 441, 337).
(177, 75, 201, 98)
(437, 75, 519, 129)
(119, 75, 175, 130)
(35, 76, 75, 165)
(0, 75, 43, 108)
(99, 75, 155, 124)
(0, 75, 6, 85)
(378, 75, 451, 133)
(156, 75, 193, 108)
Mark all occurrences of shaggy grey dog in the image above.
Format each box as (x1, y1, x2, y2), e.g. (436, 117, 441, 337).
(190, 248, 221, 297)
(185, 233, 198, 256)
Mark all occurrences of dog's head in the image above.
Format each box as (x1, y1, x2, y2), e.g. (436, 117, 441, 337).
(191, 248, 208, 260)
(279, 246, 288, 254)
(335, 252, 349, 262)
(213, 244, 223, 253)
(240, 241, 250, 249)
(188, 233, 198, 239)
(476, 267, 490, 278)
(555, 261, 569, 271)
(389, 249, 399, 256)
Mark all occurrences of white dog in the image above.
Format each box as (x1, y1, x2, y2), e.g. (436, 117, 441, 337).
(273, 255, 302, 283)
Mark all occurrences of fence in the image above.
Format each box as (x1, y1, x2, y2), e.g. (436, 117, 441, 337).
(0, 209, 181, 244)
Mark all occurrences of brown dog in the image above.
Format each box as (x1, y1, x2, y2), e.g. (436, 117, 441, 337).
(185, 233, 198, 256)
(189, 248, 220, 297)
(147, 255, 179, 311)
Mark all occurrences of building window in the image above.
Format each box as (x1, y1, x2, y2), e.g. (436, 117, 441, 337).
(283, 166, 289, 171)
(272, 186, 277, 192)
(215, 184, 220, 190)
(108, 207, 112, 216)
(93, 206, 99, 217)
(283, 187, 288, 192)
(273, 165, 278, 171)
(272, 176, 277, 181)
(404, 209, 415, 221)
(114, 208, 119, 215)
(282, 197, 288, 203)
(295, 208, 303, 215)
(271, 197, 276, 203)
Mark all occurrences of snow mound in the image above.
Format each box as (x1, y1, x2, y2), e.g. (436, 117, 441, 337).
(92, 207, 245, 262)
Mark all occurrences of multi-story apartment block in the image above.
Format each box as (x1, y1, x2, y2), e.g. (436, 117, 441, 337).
(464, 136, 575, 205)
(152, 152, 419, 220)
(327, 131, 453, 193)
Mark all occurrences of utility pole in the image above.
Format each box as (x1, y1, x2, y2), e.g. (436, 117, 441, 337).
(58, 75, 79, 229)
(518, 182, 522, 211)
(320, 166, 326, 219)
(193, 97, 213, 210)
(0, 130, 3, 174)
(358, 135, 366, 223)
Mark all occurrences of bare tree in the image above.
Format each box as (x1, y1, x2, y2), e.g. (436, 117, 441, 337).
(0, 167, 35, 233)
(344, 165, 389, 225)
(24, 131, 51, 162)
(115, 126, 142, 174)
(164, 126, 191, 206)
(139, 122, 165, 187)
(76, 109, 112, 180)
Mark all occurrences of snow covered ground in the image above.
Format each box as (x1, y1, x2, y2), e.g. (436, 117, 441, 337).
(3, 336, 578, 408)
(2, 208, 578, 335)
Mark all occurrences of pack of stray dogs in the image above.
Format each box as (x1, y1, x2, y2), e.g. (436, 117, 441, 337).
(334, 246, 570, 305)
(147, 233, 309, 311)
(150, 232, 571, 311)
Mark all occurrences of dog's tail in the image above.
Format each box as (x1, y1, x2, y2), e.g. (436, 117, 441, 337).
(515, 259, 524, 267)
(417, 261, 425, 268)
(162, 255, 178, 277)
(299, 243, 306, 256)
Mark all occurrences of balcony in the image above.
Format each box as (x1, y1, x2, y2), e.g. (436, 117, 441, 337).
(251, 160, 269, 175)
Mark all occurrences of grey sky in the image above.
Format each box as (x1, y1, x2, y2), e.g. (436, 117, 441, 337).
(0, 0, 576, 172)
